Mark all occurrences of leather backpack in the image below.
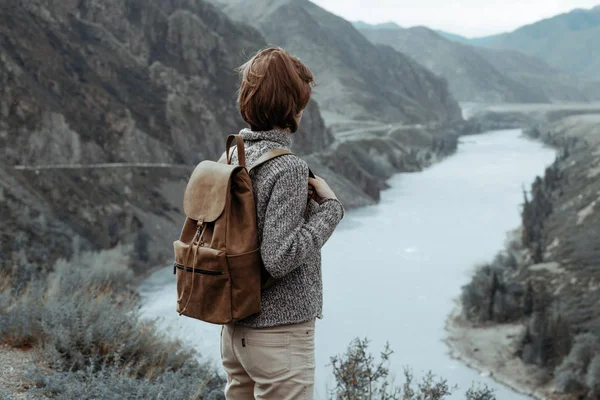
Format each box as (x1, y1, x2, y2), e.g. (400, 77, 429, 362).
(173, 134, 294, 324)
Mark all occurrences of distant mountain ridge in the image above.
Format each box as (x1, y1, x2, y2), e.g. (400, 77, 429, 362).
(357, 22, 600, 103)
(435, 30, 495, 46)
(435, 30, 471, 44)
(352, 20, 402, 30)
(444, 5, 600, 81)
(210, 0, 462, 124)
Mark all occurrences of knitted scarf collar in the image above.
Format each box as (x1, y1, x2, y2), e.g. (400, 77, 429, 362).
(238, 128, 292, 150)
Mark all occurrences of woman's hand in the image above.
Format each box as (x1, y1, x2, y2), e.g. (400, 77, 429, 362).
(308, 175, 337, 202)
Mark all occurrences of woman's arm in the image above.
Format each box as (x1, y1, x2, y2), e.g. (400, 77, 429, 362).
(260, 159, 344, 279)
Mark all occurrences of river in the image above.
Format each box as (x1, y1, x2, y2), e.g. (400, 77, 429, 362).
(139, 129, 556, 399)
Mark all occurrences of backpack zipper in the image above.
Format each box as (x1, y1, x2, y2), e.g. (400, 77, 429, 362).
(173, 263, 224, 276)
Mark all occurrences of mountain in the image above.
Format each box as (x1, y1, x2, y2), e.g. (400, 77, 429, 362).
(470, 6, 600, 81)
(2, 0, 462, 273)
(209, 0, 462, 124)
(474, 46, 600, 101)
(0, 0, 333, 270)
(0, 0, 331, 167)
(435, 30, 471, 44)
(358, 24, 600, 103)
(437, 30, 500, 47)
(352, 21, 402, 30)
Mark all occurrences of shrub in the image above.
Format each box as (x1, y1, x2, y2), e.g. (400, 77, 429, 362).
(555, 333, 600, 394)
(0, 278, 46, 347)
(36, 288, 196, 378)
(461, 264, 498, 322)
(1, 249, 191, 377)
(491, 252, 517, 271)
(465, 385, 496, 400)
(522, 307, 572, 370)
(28, 363, 224, 400)
(0, 285, 11, 320)
(461, 264, 524, 323)
(0, 247, 222, 399)
(330, 338, 405, 399)
(3, 257, 41, 294)
(555, 368, 586, 394)
(586, 355, 600, 399)
(329, 338, 495, 400)
(49, 244, 134, 295)
(0, 391, 13, 400)
(134, 230, 150, 264)
(461, 255, 528, 325)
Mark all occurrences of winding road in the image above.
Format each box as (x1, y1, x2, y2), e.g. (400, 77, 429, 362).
(12, 162, 193, 171)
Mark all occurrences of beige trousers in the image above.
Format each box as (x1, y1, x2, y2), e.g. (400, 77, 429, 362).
(220, 319, 316, 399)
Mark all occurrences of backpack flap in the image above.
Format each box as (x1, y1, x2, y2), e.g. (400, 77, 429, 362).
(183, 160, 241, 223)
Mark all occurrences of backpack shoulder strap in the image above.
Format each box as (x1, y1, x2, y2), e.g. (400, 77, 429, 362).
(223, 147, 316, 178)
(248, 149, 294, 172)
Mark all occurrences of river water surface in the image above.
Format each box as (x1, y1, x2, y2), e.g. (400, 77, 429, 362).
(140, 129, 556, 399)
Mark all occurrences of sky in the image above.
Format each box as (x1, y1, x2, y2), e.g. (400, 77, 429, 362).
(310, 0, 600, 37)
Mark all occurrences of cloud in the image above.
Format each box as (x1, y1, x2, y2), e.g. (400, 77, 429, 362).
(311, 0, 600, 37)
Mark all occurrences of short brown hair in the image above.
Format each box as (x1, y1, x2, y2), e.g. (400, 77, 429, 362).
(237, 47, 314, 133)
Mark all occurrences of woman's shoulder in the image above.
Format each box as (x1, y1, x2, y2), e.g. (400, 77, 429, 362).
(254, 153, 309, 180)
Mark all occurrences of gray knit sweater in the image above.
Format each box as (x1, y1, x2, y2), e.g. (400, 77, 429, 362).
(230, 128, 345, 328)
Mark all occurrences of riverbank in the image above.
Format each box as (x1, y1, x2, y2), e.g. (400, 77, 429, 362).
(445, 304, 568, 400)
(139, 128, 557, 400)
(448, 110, 600, 399)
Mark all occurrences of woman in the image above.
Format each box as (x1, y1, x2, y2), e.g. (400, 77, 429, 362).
(220, 47, 345, 399)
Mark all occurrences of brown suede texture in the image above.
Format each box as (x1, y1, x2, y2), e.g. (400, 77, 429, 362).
(174, 135, 299, 324)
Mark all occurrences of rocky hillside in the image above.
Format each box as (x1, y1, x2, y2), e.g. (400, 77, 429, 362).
(459, 112, 600, 398)
(357, 24, 599, 103)
(209, 0, 462, 124)
(471, 6, 600, 82)
(1, 0, 463, 274)
(0, 0, 330, 271)
(0, 0, 331, 166)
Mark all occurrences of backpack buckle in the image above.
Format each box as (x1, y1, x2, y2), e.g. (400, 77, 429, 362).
(194, 219, 205, 247)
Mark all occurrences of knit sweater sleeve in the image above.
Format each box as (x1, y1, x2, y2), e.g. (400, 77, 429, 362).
(260, 159, 344, 279)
